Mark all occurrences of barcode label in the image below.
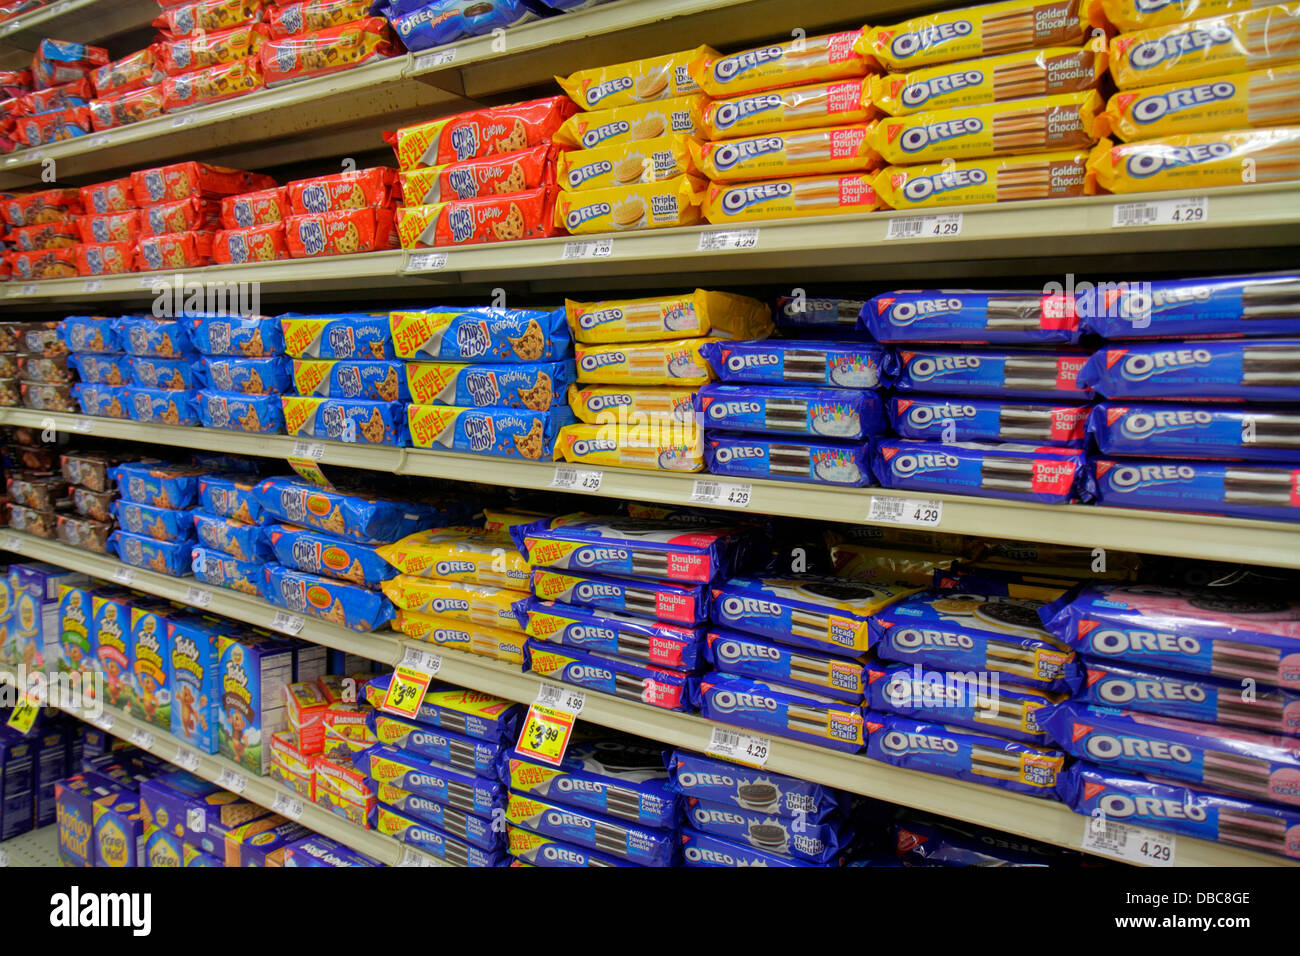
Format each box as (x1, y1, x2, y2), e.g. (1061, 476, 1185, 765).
(691, 479, 752, 508)
(562, 238, 613, 260)
(885, 213, 963, 240)
(550, 466, 602, 491)
(20, 284, 37, 296)
(129, 728, 155, 750)
(171, 115, 195, 129)
(217, 769, 247, 794)
(399, 646, 442, 678)
(112, 567, 136, 585)
(1081, 817, 1175, 866)
(408, 252, 447, 272)
(535, 683, 585, 715)
(414, 49, 456, 70)
(706, 727, 771, 768)
(698, 228, 759, 252)
(1113, 196, 1208, 228)
(271, 612, 305, 636)
(184, 586, 212, 609)
(272, 793, 304, 820)
(867, 495, 942, 527)
(90, 135, 109, 148)
(91, 712, 114, 731)
(82, 279, 103, 293)
(291, 441, 325, 460)
(399, 848, 441, 867)
(173, 747, 200, 772)
(1, 534, 22, 553)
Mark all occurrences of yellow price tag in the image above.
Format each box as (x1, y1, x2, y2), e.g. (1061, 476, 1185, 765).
(515, 703, 577, 767)
(381, 664, 435, 720)
(6, 695, 41, 734)
(287, 456, 331, 486)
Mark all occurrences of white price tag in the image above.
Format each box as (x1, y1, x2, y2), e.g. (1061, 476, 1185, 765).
(70, 417, 93, 434)
(562, 238, 613, 260)
(706, 726, 771, 768)
(217, 769, 247, 794)
(291, 441, 325, 460)
(186, 807, 206, 833)
(1113, 195, 1208, 228)
(0, 848, 8, 866)
(271, 612, 305, 636)
(885, 213, 963, 240)
(129, 728, 155, 750)
(91, 712, 114, 732)
(184, 586, 212, 609)
(690, 479, 752, 508)
(399, 646, 442, 679)
(399, 848, 440, 867)
(414, 49, 456, 71)
(89, 135, 109, 148)
(408, 252, 447, 272)
(0, 20, 16, 34)
(1, 533, 22, 553)
(82, 279, 103, 293)
(272, 793, 304, 820)
(550, 466, 602, 492)
(1082, 817, 1175, 866)
(697, 228, 759, 252)
(867, 495, 943, 527)
(171, 115, 195, 129)
(139, 275, 160, 288)
(20, 284, 37, 296)
(112, 566, 136, 586)
(535, 683, 585, 715)
(173, 746, 201, 772)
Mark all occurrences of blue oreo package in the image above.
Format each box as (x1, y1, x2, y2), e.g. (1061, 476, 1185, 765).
(529, 567, 709, 625)
(362, 675, 523, 743)
(385, 0, 542, 51)
(260, 564, 395, 632)
(108, 530, 191, 576)
(191, 511, 273, 562)
(198, 475, 265, 523)
(865, 710, 1065, 799)
(700, 339, 889, 388)
(870, 590, 1081, 694)
(282, 397, 408, 446)
(506, 827, 637, 867)
(522, 639, 694, 711)
(692, 671, 867, 753)
(1077, 271, 1300, 340)
(1076, 657, 1300, 737)
(894, 817, 1070, 866)
(1056, 763, 1300, 861)
(404, 360, 571, 409)
(374, 805, 505, 867)
(195, 391, 285, 434)
(704, 628, 866, 703)
(111, 461, 204, 508)
(860, 290, 1082, 344)
(892, 346, 1092, 399)
(696, 383, 886, 439)
(111, 500, 194, 543)
(124, 386, 200, 426)
(704, 433, 873, 487)
(1077, 339, 1300, 402)
(1087, 458, 1300, 523)
(680, 828, 831, 867)
(367, 712, 506, 781)
(279, 312, 394, 359)
(683, 796, 847, 862)
(116, 317, 196, 358)
(391, 306, 570, 363)
(191, 547, 264, 596)
(59, 316, 121, 353)
(873, 439, 1086, 505)
(185, 314, 284, 356)
(774, 294, 866, 333)
(504, 791, 675, 866)
(508, 738, 677, 829)
(373, 789, 503, 851)
(128, 356, 205, 390)
(202, 357, 292, 395)
(69, 354, 130, 385)
(291, 359, 409, 402)
(890, 395, 1090, 447)
(666, 750, 850, 821)
(264, 524, 394, 586)
(360, 746, 503, 815)
(254, 477, 455, 543)
(1088, 402, 1300, 461)
(866, 662, 1062, 745)
(522, 600, 704, 671)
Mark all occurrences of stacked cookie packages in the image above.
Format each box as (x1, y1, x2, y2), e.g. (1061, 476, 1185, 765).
(192, 313, 290, 436)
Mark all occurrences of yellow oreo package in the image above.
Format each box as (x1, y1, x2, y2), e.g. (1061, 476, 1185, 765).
(564, 289, 772, 344)
(870, 44, 1107, 116)
(1109, 6, 1300, 90)
(391, 610, 524, 665)
(554, 95, 708, 149)
(1095, 66, 1300, 140)
(380, 575, 527, 633)
(557, 135, 697, 192)
(574, 338, 717, 386)
(865, 0, 1087, 71)
(566, 384, 698, 425)
(1086, 128, 1300, 192)
(553, 423, 704, 472)
(557, 46, 714, 111)
(555, 174, 704, 234)
(691, 123, 882, 182)
(702, 78, 877, 140)
(698, 172, 881, 224)
(376, 529, 531, 592)
(869, 90, 1102, 165)
(874, 149, 1093, 207)
(689, 30, 876, 98)
(830, 544, 958, 587)
(1089, 0, 1258, 32)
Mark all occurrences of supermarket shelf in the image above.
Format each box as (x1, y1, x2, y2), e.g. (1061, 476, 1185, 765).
(0, 0, 154, 62)
(1, 185, 1297, 301)
(0, 825, 60, 867)
(2, 410, 1297, 568)
(0, 532, 1292, 867)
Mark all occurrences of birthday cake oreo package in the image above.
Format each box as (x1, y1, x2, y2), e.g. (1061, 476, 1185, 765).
(704, 434, 873, 487)
(701, 339, 889, 388)
(696, 383, 886, 439)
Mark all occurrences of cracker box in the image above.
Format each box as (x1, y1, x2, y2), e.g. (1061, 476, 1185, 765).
(91, 591, 134, 711)
(169, 617, 222, 753)
(285, 681, 328, 754)
(183, 791, 269, 856)
(129, 601, 174, 730)
(269, 730, 316, 801)
(183, 842, 223, 866)
(56, 584, 96, 675)
(144, 823, 184, 867)
(10, 564, 88, 673)
(0, 729, 35, 841)
(293, 641, 328, 684)
(54, 772, 123, 866)
(217, 633, 294, 775)
(140, 770, 221, 839)
(283, 834, 378, 867)
(32, 724, 68, 828)
(93, 790, 145, 867)
(221, 814, 311, 866)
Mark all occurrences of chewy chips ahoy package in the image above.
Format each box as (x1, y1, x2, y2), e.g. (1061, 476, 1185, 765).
(390, 307, 570, 363)
(116, 317, 196, 357)
(124, 386, 200, 426)
(108, 530, 191, 576)
(692, 671, 866, 753)
(666, 749, 850, 821)
(195, 391, 285, 434)
(873, 439, 1087, 505)
(279, 312, 394, 359)
(260, 564, 395, 632)
(701, 339, 889, 388)
(198, 474, 265, 523)
(254, 477, 455, 543)
(1077, 271, 1300, 340)
(861, 289, 1083, 344)
(191, 547, 263, 596)
(203, 357, 292, 394)
(128, 356, 205, 390)
(1087, 402, 1300, 462)
(111, 500, 194, 542)
(186, 314, 284, 356)
(696, 383, 886, 439)
(111, 461, 204, 509)
(265, 524, 394, 586)
(192, 512, 273, 562)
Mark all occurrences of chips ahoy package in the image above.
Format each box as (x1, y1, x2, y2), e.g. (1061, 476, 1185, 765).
(264, 524, 394, 586)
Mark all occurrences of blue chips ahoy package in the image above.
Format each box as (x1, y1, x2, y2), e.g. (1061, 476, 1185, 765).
(128, 356, 205, 390)
(1088, 458, 1300, 522)
(530, 567, 709, 625)
(198, 474, 265, 523)
(682, 796, 848, 862)
(254, 477, 453, 543)
(1087, 402, 1300, 462)
(260, 564, 395, 632)
(59, 316, 121, 353)
(116, 317, 196, 357)
(195, 391, 285, 433)
(407, 404, 572, 460)
(363, 675, 522, 742)
(701, 339, 889, 388)
(704, 434, 873, 487)
(505, 790, 676, 866)
(1077, 339, 1300, 402)
(521, 600, 705, 670)
(405, 360, 571, 409)
(890, 395, 1090, 446)
(1056, 763, 1300, 861)
(124, 386, 200, 426)
(69, 354, 130, 385)
(202, 357, 292, 395)
(391, 306, 570, 363)
(264, 525, 393, 586)
(291, 359, 408, 402)
(892, 346, 1092, 399)
(522, 639, 694, 711)
(111, 461, 204, 508)
(696, 383, 886, 439)
(1077, 271, 1300, 340)
(280, 312, 394, 359)
(865, 710, 1065, 799)
(861, 289, 1082, 344)
(112, 500, 194, 543)
(191, 512, 273, 562)
(73, 383, 129, 418)
(871, 590, 1081, 694)
(191, 547, 263, 596)
(282, 397, 407, 445)
(705, 628, 866, 703)
(693, 671, 866, 753)
(874, 439, 1086, 504)
(186, 314, 284, 356)
(667, 751, 849, 822)
(108, 530, 191, 576)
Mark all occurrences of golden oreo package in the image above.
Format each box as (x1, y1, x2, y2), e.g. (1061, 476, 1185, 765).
(689, 30, 876, 98)
(376, 529, 531, 592)
(698, 172, 881, 224)
(701, 78, 877, 140)
(553, 424, 705, 472)
(381, 575, 529, 633)
(392, 610, 524, 665)
(557, 135, 697, 192)
(1089, 0, 1260, 33)
(574, 338, 717, 386)
(1086, 128, 1300, 192)
(868, 90, 1102, 165)
(555, 174, 704, 234)
(870, 44, 1107, 116)
(564, 289, 772, 344)
(557, 46, 714, 111)
(1095, 66, 1300, 140)
(566, 384, 698, 424)
(553, 95, 707, 149)
(874, 149, 1093, 208)
(691, 123, 882, 182)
